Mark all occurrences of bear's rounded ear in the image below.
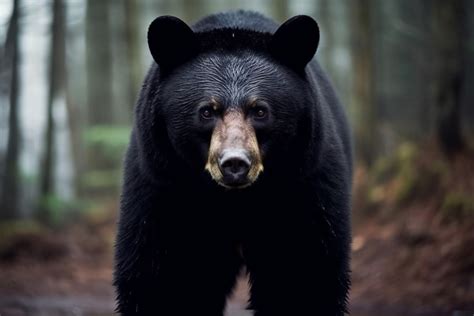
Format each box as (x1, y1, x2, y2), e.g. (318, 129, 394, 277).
(270, 15, 319, 71)
(148, 16, 197, 70)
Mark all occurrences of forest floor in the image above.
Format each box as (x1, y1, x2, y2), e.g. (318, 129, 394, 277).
(0, 204, 472, 316)
(1, 147, 474, 316)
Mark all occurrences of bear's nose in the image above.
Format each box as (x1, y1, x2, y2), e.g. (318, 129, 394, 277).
(219, 149, 250, 183)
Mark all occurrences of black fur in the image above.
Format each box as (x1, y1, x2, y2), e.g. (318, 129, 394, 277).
(114, 10, 352, 316)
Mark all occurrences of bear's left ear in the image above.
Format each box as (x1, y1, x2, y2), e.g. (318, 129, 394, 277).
(270, 15, 319, 71)
(148, 16, 198, 70)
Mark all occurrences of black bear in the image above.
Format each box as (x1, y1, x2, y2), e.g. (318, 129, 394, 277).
(114, 11, 352, 316)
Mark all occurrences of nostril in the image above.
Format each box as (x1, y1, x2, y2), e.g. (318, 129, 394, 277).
(222, 158, 250, 175)
(235, 159, 249, 171)
(221, 159, 233, 171)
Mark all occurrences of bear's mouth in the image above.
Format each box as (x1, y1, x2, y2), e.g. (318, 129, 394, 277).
(209, 171, 263, 189)
(219, 179, 253, 190)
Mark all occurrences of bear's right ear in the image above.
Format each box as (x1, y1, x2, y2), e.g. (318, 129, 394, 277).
(148, 16, 198, 70)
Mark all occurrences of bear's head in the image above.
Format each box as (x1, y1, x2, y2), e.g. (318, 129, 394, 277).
(144, 14, 319, 189)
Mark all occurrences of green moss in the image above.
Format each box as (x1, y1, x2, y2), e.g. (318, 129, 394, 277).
(427, 160, 450, 187)
(81, 170, 121, 190)
(368, 185, 385, 204)
(0, 220, 45, 251)
(83, 125, 130, 159)
(83, 125, 130, 147)
(395, 172, 417, 203)
(371, 156, 397, 183)
(392, 143, 448, 205)
(441, 192, 474, 221)
(37, 195, 87, 226)
(393, 143, 419, 204)
(397, 142, 417, 161)
(364, 141, 471, 220)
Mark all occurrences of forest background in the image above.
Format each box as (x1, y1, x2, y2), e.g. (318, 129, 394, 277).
(0, 0, 473, 315)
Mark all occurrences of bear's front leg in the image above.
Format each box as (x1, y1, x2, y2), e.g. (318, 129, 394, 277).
(114, 197, 242, 315)
(244, 213, 350, 316)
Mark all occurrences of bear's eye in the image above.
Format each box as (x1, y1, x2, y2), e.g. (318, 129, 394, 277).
(200, 106, 216, 120)
(252, 106, 268, 120)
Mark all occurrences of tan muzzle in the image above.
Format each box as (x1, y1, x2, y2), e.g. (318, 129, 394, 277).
(205, 110, 263, 188)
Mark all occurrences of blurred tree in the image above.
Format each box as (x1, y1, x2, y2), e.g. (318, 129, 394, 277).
(124, 0, 142, 111)
(350, 0, 377, 166)
(86, 0, 113, 125)
(432, 0, 466, 155)
(181, 0, 211, 23)
(315, 0, 351, 109)
(64, 71, 81, 198)
(110, 0, 143, 122)
(272, 0, 288, 22)
(317, 0, 334, 75)
(84, 0, 121, 196)
(0, 0, 21, 219)
(60, 1, 86, 200)
(39, 0, 66, 219)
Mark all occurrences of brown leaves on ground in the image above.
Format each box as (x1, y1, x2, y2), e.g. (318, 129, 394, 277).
(351, 207, 474, 312)
(0, 209, 115, 299)
(350, 144, 474, 313)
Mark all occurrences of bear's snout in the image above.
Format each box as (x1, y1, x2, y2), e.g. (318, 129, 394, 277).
(205, 110, 263, 188)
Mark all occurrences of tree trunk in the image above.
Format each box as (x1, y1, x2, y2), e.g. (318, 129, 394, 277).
(432, 0, 466, 155)
(317, 0, 335, 76)
(350, 0, 377, 167)
(272, 0, 288, 22)
(0, 0, 21, 219)
(39, 0, 66, 218)
(86, 0, 113, 125)
(65, 71, 81, 198)
(124, 0, 142, 112)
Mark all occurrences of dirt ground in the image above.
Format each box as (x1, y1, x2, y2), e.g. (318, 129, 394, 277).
(0, 203, 473, 316)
